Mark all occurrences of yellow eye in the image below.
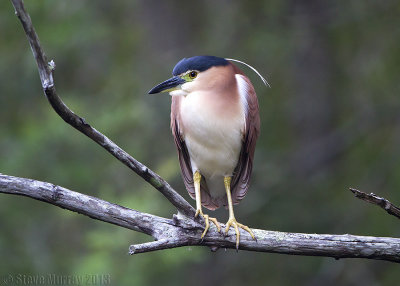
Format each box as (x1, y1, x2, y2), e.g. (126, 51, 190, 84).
(189, 71, 198, 79)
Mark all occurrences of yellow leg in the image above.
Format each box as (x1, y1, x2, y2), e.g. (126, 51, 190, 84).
(194, 171, 221, 239)
(224, 176, 256, 249)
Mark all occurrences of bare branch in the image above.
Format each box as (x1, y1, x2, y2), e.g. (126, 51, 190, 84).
(0, 173, 173, 238)
(130, 228, 400, 264)
(350, 188, 400, 220)
(1, 174, 400, 262)
(129, 240, 180, 254)
(9, 0, 195, 219)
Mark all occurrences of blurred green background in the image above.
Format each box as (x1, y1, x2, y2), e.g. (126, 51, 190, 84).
(1, 1, 400, 285)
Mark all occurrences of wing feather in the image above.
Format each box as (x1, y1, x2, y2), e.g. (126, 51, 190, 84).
(230, 65, 260, 205)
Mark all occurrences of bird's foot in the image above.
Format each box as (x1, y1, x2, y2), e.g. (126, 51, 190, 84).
(225, 217, 256, 250)
(195, 209, 221, 239)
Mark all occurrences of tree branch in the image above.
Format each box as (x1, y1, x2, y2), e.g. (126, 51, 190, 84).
(350, 188, 400, 220)
(5, 0, 400, 263)
(0, 174, 165, 237)
(9, 0, 195, 219)
(1, 174, 400, 262)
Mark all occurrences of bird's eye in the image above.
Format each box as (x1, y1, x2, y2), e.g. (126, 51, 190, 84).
(189, 71, 198, 79)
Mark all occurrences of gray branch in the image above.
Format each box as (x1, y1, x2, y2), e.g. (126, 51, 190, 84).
(5, 0, 400, 263)
(9, 0, 195, 219)
(1, 173, 400, 262)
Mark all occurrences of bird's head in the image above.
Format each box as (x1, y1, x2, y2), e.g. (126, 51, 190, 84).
(148, 56, 232, 96)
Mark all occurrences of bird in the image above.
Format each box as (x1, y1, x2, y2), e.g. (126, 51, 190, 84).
(149, 55, 265, 248)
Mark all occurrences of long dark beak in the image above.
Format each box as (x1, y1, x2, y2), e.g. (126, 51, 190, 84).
(148, 76, 186, 94)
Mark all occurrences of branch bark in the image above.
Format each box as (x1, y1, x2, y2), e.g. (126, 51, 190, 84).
(5, 0, 400, 264)
(2, 173, 400, 262)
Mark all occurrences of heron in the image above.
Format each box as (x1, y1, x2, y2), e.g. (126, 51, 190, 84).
(149, 55, 266, 248)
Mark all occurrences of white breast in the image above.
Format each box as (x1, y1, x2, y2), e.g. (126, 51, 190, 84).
(178, 91, 245, 197)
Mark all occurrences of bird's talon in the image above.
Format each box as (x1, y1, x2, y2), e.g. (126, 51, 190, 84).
(196, 210, 220, 239)
(225, 217, 256, 249)
(238, 223, 256, 241)
(209, 217, 221, 233)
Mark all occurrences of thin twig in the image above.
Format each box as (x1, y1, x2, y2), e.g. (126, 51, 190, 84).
(1, 174, 400, 262)
(350, 188, 400, 220)
(10, 0, 195, 219)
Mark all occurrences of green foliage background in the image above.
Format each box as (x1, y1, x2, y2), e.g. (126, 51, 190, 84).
(1, 1, 399, 285)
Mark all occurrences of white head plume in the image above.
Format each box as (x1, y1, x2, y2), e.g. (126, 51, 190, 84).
(225, 58, 270, 88)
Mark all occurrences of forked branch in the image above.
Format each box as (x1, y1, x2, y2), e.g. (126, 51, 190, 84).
(4, 0, 400, 263)
(1, 173, 400, 262)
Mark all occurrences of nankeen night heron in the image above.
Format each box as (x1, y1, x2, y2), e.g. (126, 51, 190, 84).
(149, 55, 267, 248)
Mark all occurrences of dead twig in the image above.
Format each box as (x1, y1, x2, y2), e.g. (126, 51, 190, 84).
(350, 188, 400, 220)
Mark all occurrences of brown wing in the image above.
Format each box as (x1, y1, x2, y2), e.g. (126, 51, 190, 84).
(170, 96, 219, 210)
(230, 65, 260, 205)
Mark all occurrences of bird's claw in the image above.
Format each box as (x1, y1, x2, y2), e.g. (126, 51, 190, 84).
(195, 209, 221, 239)
(225, 217, 256, 250)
